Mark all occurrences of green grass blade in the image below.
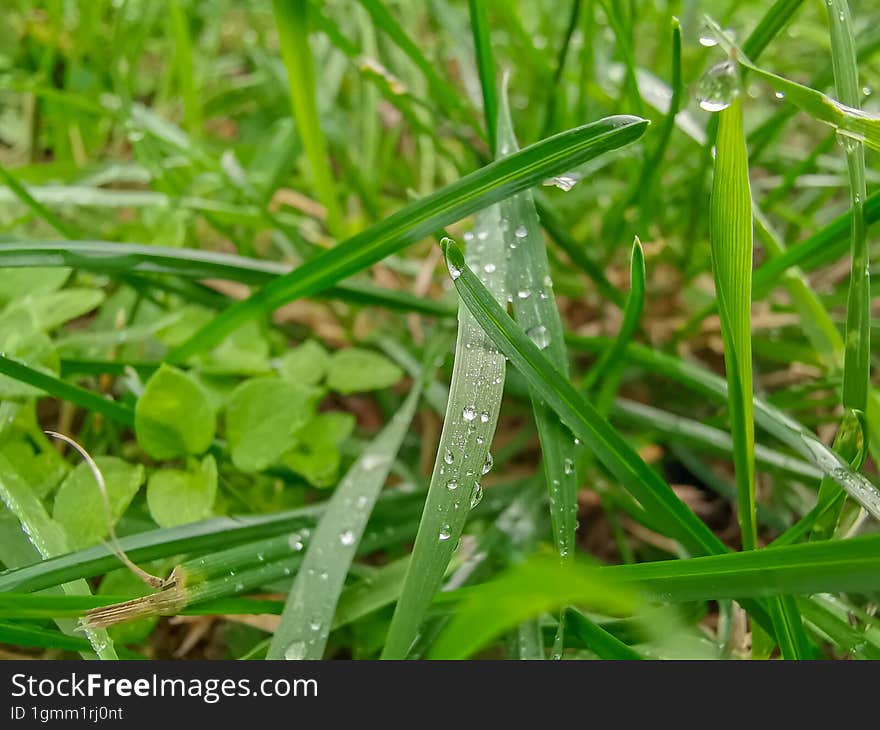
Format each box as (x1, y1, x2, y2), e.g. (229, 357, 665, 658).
(567, 337, 880, 521)
(0, 354, 134, 427)
(267, 377, 426, 659)
(709, 96, 756, 551)
(442, 238, 724, 557)
(582, 238, 645, 416)
(167, 0, 201, 137)
(602, 532, 880, 600)
(0, 241, 456, 318)
(826, 0, 870, 415)
(564, 607, 644, 660)
(707, 18, 880, 151)
(428, 555, 638, 659)
(498, 81, 577, 558)
(0, 165, 80, 239)
(468, 0, 497, 153)
(381, 208, 509, 660)
(168, 115, 647, 361)
(272, 0, 343, 235)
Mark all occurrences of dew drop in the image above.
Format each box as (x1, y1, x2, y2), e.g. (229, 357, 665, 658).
(446, 479, 458, 491)
(480, 411, 490, 423)
(542, 173, 581, 192)
(444, 448, 454, 464)
(514, 225, 528, 238)
(774, 91, 785, 100)
(439, 524, 452, 541)
(517, 289, 531, 299)
(340, 530, 355, 546)
(462, 405, 477, 421)
(310, 618, 323, 632)
(698, 34, 718, 48)
(697, 60, 740, 113)
(284, 642, 306, 660)
(470, 482, 484, 509)
(527, 324, 550, 349)
(447, 261, 461, 280)
(482, 452, 494, 475)
(564, 458, 574, 475)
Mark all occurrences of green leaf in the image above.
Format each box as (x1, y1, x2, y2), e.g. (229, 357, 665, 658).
(52, 457, 145, 549)
(226, 377, 320, 473)
(276, 339, 330, 386)
(135, 364, 215, 459)
(5, 289, 105, 332)
(325, 347, 404, 394)
(0, 267, 69, 303)
(146, 455, 217, 528)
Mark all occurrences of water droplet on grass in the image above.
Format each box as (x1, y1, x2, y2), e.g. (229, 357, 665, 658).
(462, 406, 477, 421)
(514, 225, 528, 238)
(340, 530, 355, 546)
(697, 60, 739, 112)
(527, 324, 550, 349)
(482, 452, 494, 475)
(470, 482, 483, 509)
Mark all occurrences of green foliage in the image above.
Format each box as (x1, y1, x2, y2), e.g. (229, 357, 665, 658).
(135, 364, 216, 460)
(325, 348, 404, 394)
(146, 455, 218, 528)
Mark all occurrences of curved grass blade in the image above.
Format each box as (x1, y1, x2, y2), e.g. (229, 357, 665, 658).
(706, 18, 880, 151)
(381, 211, 509, 660)
(442, 238, 724, 556)
(564, 607, 644, 660)
(0, 241, 455, 318)
(267, 373, 428, 659)
(272, 0, 343, 235)
(169, 115, 648, 361)
(498, 82, 577, 558)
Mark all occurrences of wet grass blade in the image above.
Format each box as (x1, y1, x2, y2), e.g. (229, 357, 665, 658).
(497, 83, 577, 558)
(381, 209, 509, 660)
(442, 238, 724, 556)
(272, 0, 343, 235)
(267, 373, 428, 659)
(169, 115, 648, 361)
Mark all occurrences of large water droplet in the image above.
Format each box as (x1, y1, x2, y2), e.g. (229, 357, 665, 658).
(482, 452, 494, 475)
(443, 448, 454, 465)
(447, 261, 461, 280)
(698, 34, 718, 48)
(527, 324, 550, 349)
(697, 60, 739, 112)
(462, 406, 477, 422)
(514, 225, 528, 238)
(470, 482, 483, 509)
(564, 458, 574, 475)
(340, 529, 355, 546)
(446, 479, 458, 491)
(439, 524, 452, 541)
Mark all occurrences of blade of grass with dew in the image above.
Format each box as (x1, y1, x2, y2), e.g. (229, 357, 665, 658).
(272, 0, 343, 236)
(566, 337, 880, 520)
(267, 364, 432, 659)
(468, 0, 497, 153)
(0, 456, 116, 659)
(497, 82, 578, 559)
(581, 237, 645, 417)
(442, 237, 723, 556)
(810, 0, 872, 538)
(168, 115, 648, 361)
(0, 240, 456, 318)
(381, 211, 509, 660)
(428, 554, 639, 660)
(706, 18, 880, 151)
